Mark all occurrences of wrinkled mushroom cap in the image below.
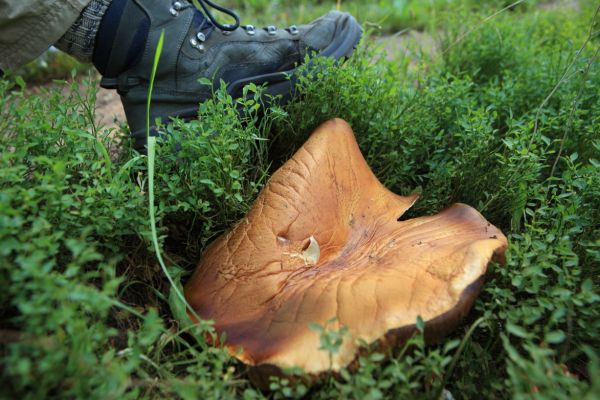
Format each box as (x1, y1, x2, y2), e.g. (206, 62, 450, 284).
(184, 118, 507, 375)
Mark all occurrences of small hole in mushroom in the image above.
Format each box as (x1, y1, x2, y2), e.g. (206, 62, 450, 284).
(301, 238, 311, 251)
(301, 236, 321, 265)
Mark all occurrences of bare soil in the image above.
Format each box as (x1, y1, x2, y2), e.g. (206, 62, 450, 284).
(95, 87, 125, 130)
(374, 31, 437, 63)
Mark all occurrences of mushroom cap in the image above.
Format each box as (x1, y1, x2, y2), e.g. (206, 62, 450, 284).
(184, 118, 507, 375)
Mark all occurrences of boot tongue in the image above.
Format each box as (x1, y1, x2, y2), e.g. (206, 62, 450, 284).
(192, 8, 213, 30)
(93, 0, 150, 77)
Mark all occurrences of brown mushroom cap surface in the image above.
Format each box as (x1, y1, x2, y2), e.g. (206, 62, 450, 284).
(184, 118, 508, 375)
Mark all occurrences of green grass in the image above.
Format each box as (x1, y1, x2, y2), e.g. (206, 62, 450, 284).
(226, 0, 543, 33)
(1, 0, 600, 399)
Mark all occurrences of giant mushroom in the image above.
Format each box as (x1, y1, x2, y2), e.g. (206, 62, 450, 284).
(184, 118, 507, 383)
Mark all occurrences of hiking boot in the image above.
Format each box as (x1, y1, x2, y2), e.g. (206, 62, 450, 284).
(93, 0, 362, 150)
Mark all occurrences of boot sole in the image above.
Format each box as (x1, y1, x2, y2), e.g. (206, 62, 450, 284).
(131, 16, 363, 150)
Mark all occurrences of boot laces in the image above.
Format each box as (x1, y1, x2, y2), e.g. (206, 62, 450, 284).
(190, 0, 240, 31)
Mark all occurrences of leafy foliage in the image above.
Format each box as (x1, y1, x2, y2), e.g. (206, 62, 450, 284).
(1, 1, 599, 399)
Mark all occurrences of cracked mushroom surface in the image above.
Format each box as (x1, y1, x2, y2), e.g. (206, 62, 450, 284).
(184, 118, 508, 375)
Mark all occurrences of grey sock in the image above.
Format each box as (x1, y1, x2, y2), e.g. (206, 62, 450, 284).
(54, 0, 113, 63)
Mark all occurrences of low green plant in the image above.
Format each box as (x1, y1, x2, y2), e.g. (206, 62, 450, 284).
(1, 1, 599, 398)
(0, 75, 273, 398)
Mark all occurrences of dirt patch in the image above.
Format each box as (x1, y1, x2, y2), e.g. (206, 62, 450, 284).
(538, 0, 580, 11)
(373, 30, 437, 64)
(95, 87, 125, 130)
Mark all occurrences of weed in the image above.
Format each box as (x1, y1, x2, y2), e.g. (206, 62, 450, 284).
(1, 1, 599, 398)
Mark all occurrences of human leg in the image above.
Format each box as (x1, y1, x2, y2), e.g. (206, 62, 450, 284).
(54, 0, 112, 63)
(0, 0, 91, 71)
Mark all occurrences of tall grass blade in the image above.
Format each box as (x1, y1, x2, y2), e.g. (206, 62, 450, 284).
(145, 30, 196, 318)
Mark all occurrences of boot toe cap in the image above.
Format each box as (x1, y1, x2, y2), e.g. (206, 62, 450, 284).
(301, 11, 362, 59)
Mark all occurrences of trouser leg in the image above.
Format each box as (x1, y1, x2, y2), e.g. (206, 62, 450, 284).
(54, 0, 112, 63)
(0, 0, 91, 71)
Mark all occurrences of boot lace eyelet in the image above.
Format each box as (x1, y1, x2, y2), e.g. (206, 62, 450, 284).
(220, 24, 233, 35)
(244, 25, 256, 35)
(170, 1, 184, 16)
(287, 25, 299, 35)
(190, 38, 205, 52)
(266, 25, 278, 36)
